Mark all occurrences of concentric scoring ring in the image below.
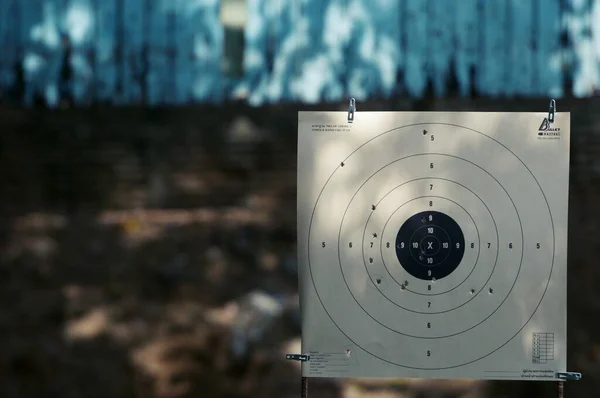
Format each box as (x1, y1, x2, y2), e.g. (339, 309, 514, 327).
(367, 178, 493, 301)
(397, 210, 465, 280)
(307, 122, 554, 369)
(342, 157, 521, 338)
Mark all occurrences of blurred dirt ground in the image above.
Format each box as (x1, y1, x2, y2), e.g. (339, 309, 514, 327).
(0, 98, 598, 398)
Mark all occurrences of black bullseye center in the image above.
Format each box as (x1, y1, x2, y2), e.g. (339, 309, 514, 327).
(395, 210, 465, 281)
(420, 235, 440, 255)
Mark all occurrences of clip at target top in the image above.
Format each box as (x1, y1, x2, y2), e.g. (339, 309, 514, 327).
(549, 99, 556, 123)
(348, 98, 356, 123)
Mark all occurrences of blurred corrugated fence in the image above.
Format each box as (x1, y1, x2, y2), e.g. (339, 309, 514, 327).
(0, 0, 599, 106)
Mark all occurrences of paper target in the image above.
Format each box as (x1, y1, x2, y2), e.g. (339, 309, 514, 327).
(297, 111, 570, 381)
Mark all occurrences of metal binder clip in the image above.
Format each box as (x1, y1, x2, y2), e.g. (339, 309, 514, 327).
(556, 372, 582, 381)
(549, 99, 556, 123)
(348, 98, 356, 123)
(286, 353, 310, 362)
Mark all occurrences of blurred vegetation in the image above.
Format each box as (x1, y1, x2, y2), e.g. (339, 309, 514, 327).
(0, 97, 598, 398)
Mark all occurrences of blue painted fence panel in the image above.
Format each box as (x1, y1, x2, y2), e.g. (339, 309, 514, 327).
(0, 0, 599, 106)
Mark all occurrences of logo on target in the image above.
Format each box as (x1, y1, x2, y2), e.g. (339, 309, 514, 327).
(537, 117, 560, 139)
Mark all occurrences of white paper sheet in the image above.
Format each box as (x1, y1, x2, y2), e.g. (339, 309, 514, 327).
(297, 111, 570, 380)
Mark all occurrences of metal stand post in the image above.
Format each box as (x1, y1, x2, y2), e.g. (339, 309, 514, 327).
(301, 376, 308, 398)
(286, 354, 310, 398)
(556, 372, 582, 398)
(558, 380, 564, 398)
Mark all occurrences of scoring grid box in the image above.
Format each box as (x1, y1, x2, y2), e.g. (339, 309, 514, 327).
(532, 333, 555, 364)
